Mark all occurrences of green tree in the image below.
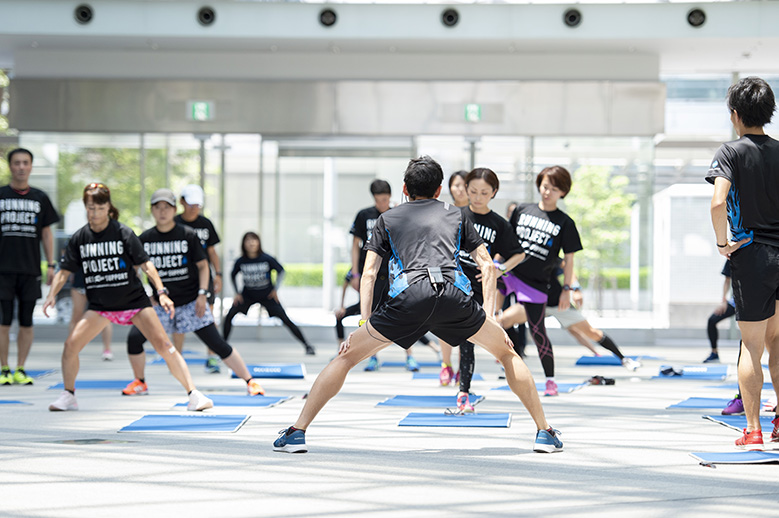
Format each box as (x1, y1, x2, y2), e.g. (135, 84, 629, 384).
(563, 165, 635, 311)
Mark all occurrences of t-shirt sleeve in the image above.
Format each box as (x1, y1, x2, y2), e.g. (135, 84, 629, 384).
(721, 260, 732, 278)
(124, 227, 150, 265)
(461, 214, 485, 253)
(60, 236, 80, 273)
(705, 144, 736, 185)
(205, 219, 220, 247)
(39, 193, 60, 228)
(268, 255, 284, 273)
(350, 211, 366, 241)
(364, 214, 390, 257)
(561, 216, 583, 254)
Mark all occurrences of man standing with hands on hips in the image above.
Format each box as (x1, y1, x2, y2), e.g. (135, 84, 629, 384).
(0, 149, 59, 385)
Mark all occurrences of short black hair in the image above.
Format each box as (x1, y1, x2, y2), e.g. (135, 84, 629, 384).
(404, 156, 444, 199)
(370, 179, 391, 196)
(727, 76, 776, 128)
(7, 148, 33, 163)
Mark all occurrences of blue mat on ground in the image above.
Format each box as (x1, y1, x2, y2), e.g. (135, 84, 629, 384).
(412, 372, 484, 381)
(0, 399, 32, 405)
(48, 380, 133, 390)
(703, 414, 776, 432)
(119, 414, 249, 433)
(381, 361, 441, 368)
(377, 394, 483, 407)
(230, 364, 306, 379)
(26, 369, 57, 378)
(492, 382, 586, 393)
(574, 355, 657, 366)
(398, 412, 511, 427)
(149, 356, 207, 365)
(709, 382, 774, 391)
(653, 365, 729, 380)
(690, 451, 779, 465)
(173, 394, 291, 408)
(668, 397, 767, 409)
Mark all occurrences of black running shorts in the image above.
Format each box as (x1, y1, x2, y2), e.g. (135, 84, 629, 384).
(730, 241, 779, 322)
(0, 273, 42, 302)
(368, 280, 486, 349)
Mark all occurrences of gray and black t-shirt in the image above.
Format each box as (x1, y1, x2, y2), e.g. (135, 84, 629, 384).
(366, 199, 484, 298)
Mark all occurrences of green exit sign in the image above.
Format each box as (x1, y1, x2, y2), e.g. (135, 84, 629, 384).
(465, 103, 481, 122)
(188, 101, 214, 122)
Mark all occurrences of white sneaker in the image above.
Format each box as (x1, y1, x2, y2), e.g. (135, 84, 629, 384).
(49, 391, 78, 411)
(622, 358, 641, 371)
(102, 350, 114, 361)
(187, 389, 213, 411)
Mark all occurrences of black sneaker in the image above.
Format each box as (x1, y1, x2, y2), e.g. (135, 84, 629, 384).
(304, 344, 316, 356)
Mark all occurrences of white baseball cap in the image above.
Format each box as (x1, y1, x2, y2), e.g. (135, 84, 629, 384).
(180, 184, 204, 207)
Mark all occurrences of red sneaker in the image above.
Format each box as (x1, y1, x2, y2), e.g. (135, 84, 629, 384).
(735, 428, 764, 450)
(121, 378, 148, 396)
(771, 417, 779, 443)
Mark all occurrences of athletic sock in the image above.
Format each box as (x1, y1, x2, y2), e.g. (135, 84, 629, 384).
(287, 426, 305, 435)
(597, 334, 624, 360)
(139, 378, 145, 383)
(546, 377, 555, 383)
(66, 389, 75, 395)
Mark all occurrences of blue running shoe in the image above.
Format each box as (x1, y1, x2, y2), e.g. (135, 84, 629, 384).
(364, 356, 380, 372)
(406, 356, 420, 372)
(273, 427, 307, 453)
(205, 356, 221, 374)
(533, 428, 563, 453)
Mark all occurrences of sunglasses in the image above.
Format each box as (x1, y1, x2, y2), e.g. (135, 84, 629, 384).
(84, 182, 110, 194)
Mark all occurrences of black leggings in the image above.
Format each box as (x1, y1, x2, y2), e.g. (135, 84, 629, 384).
(127, 323, 233, 358)
(707, 303, 736, 350)
(223, 299, 309, 346)
(525, 302, 555, 378)
(0, 299, 36, 327)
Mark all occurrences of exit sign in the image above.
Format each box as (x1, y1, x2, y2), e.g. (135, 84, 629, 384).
(188, 101, 214, 122)
(465, 103, 481, 122)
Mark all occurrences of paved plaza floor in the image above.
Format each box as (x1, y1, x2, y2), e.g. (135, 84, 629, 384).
(1, 331, 776, 517)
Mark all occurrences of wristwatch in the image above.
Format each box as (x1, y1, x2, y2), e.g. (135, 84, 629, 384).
(156, 287, 169, 296)
(198, 289, 210, 297)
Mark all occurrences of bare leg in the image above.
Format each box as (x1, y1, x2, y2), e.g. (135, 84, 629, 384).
(16, 326, 33, 367)
(0, 325, 9, 366)
(62, 312, 109, 391)
(128, 350, 146, 379)
(469, 318, 549, 431)
(738, 319, 769, 432)
(294, 323, 390, 430)
(764, 302, 779, 412)
(173, 333, 185, 353)
(222, 349, 252, 381)
(131, 308, 195, 393)
(102, 324, 113, 352)
(566, 323, 601, 355)
(499, 304, 527, 328)
(440, 340, 453, 365)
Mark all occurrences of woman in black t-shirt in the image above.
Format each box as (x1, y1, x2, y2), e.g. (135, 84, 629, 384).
(500, 166, 583, 397)
(43, 183, 212, 412)
(452, 168, 526, 413)
(223, 232, 315, 355)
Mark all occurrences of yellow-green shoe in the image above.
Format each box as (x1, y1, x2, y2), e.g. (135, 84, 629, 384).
(0, 367, 12, 385)
(13, 367, 33, 385)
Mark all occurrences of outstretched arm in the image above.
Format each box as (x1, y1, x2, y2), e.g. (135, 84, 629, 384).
(471, 244, 497, 317)
(359, 251, 381, 321)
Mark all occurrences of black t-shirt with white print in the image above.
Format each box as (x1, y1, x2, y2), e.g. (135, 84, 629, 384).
(139, 224, 207, 307)
(0, 185, 59, 275)
(60, 219, 151, 311)
(174, 214, 220, 262)
(366, 199, 484, 298)
(459, 206, 524, 295)
(705, 135, 779, 248)
(509, 202, 582, 292)
(350, 206, 390, 276)
(231, 253, 283, 298)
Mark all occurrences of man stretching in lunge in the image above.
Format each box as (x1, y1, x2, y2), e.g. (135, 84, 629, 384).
(273, 156, 562, 454)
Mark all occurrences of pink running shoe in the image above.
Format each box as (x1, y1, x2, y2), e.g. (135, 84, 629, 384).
(456, 392, 474, 414)
(439, 364, 454, 386)
(544, 380, 558, 397)
(771, 416, 779, 443)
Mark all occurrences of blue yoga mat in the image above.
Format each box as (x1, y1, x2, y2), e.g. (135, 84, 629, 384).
(381, 361, 441, 368)
(690, 451, 779, 465)
(668, 397, 767, 409)
(149, 356, 207, 366)
(26, 369, 57, 378)
(412, 372, 484, 381)
(703, 414, 777, 432)
(173, 394, 291, 408)
(653, 365, 729, 380)
(574, 355, 657, 366)
(48, 380, 134, 390)
(710, 383, 774, 391)
(230, 364, 306, 379)
(491, 382, 587, 393)
(119, 414, 249, 433)
(377, 394, 483, 407)
(0, 400, 32, 405)
(398, 412, 511, 428)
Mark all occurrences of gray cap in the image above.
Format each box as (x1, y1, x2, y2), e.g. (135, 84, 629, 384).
(150, 188, 176, 207)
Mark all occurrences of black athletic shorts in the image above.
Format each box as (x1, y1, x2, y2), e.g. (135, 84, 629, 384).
(368, 280, 486, 349)
(0, 273, 42, 302)
(730, 241, 779, 322)
(232, 291, 287, 318)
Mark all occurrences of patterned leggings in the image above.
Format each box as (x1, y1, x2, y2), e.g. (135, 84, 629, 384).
(524, 302, 555, 378)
